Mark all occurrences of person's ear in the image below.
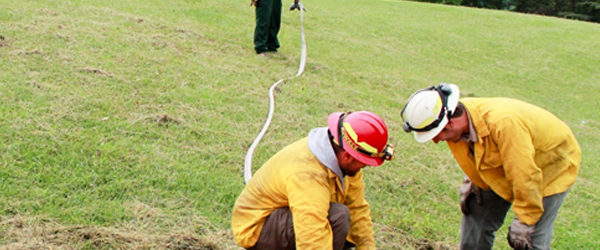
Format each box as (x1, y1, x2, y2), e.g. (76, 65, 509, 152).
(339, 151, 353, 164)
(446, 118, 456, 127)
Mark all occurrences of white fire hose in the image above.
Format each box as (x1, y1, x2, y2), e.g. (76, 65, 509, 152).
(244, 3, 307, 184)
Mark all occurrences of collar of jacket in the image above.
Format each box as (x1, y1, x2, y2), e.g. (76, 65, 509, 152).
(308, 127, 346, 187)
(462, 98, 491, 141)
(460, 107, 479, 143)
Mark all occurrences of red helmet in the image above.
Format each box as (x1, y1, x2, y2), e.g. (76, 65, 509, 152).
(328, 111, 394, 166)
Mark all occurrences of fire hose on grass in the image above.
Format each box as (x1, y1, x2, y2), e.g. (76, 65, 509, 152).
(244, 2, 307, 184)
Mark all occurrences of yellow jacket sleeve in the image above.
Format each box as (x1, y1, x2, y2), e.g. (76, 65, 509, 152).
(489, 116, 544, 225)
(344, 171, 376, 250)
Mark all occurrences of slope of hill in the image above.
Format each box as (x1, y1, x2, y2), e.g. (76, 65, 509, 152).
(0, 0, 598, 248)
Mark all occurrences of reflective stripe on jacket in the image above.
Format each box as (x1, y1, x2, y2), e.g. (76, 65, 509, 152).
(447, 97, 581, 225)
(232, 130, 375, 249)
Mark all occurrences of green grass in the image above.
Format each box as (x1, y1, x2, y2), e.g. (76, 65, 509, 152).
(0, 0, 598, 248)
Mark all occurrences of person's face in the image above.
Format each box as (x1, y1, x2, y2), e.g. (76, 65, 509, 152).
(432, 120, 463, 144)
(339, 152, 368, 177)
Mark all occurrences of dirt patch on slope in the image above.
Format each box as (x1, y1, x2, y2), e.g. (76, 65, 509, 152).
(0, 215, 229, 249)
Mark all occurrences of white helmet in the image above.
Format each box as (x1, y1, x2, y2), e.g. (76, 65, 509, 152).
(401, 83, 460, 143)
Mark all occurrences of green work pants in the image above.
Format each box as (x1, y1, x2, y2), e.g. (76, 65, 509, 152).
(254, 0, 281, 53)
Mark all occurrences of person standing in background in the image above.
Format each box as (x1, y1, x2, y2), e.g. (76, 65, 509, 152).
(251, 0, 301, 55)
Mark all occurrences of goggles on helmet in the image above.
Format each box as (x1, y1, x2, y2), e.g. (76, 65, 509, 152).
(330, 112, 395, 161)
(401, 84, 453, 133)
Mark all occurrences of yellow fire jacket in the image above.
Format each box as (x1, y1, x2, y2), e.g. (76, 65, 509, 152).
(447, 97, 581, 225)
(232, 128, 375, 250)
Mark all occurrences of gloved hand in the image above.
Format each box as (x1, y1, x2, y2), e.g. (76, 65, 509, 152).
(289, 1, 306, 11)
(507, 218, 535, 250)
(459, 176, 482, 215)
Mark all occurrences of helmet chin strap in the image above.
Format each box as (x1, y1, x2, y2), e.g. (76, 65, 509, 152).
(336, 112, 348, 151)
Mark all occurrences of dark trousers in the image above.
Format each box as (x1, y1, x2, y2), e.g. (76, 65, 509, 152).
(254, 0, 281, 53)
(248, 202, 352, 250)
(460, 190, 568, 250)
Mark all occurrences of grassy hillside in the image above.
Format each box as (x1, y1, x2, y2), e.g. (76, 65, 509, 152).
(0, 0, 598, 248)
